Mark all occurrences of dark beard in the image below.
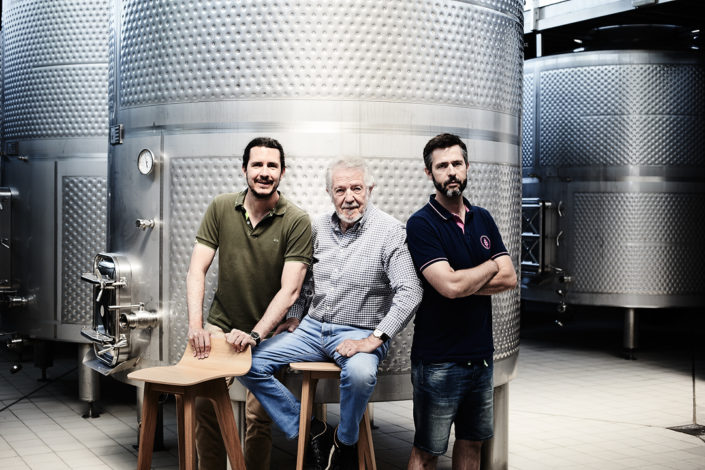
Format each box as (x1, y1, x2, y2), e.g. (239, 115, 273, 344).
(432, 175, 467, 198)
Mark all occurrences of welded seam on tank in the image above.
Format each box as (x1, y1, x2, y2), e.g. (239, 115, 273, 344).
(123, 123, 519, 146)
(454, 0, 524, 23)
(29, 63, 106, 69)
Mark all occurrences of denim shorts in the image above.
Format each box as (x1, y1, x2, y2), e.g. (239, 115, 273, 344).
(411, 360, 494, 455)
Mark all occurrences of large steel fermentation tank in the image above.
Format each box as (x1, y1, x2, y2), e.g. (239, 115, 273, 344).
(521, 27, 705, 349)
(0, 0, 108, 352)
(85, 0, 523, 466)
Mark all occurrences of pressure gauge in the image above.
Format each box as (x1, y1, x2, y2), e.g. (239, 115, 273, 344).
(137, 149, 155, 175)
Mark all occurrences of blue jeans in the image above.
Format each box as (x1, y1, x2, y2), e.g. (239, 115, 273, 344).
(237, 316, 390, 446)
(411, 360, 494, 455)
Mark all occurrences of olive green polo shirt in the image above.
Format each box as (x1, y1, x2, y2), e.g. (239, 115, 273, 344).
(195, 190, 312, 333)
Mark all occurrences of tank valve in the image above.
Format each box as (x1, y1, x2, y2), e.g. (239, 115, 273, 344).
(6, 338, 26, 373)
(8, 295, 36, 308)
(135, 218, 156, 230)
(120, 305, 160, 330)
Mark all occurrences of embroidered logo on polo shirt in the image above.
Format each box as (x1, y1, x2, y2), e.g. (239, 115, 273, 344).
(480, 235, 491, 250)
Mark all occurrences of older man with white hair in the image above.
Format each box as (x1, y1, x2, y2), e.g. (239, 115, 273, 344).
(237, 156, 423, 470)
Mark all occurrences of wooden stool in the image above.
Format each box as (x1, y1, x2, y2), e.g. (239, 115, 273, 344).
(128, 337, 251, 470)
(290, 362, 376, 470)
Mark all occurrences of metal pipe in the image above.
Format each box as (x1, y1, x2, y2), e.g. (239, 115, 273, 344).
(482, 383, 509, 470)
(78, 343, 100, 418)
(120, 310, 160, 330)
(78, 344, 100, 403)
(8, 295, 35, 307)
(623, 307, 638, 359)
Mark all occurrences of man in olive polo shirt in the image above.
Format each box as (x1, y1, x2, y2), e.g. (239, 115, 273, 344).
(186, 137, 312, 470)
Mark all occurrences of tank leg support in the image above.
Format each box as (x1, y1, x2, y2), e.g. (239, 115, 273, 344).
(78, 344, 101, 418)
(481, 383, 508, 470)
(623, 308, 639, 360)
(34, 340, 53, 382)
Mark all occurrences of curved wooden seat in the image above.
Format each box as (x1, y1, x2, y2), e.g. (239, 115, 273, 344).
(129, 336, 252, 385)
(291, 361, 376, 470)
(128, 336, 252, 470)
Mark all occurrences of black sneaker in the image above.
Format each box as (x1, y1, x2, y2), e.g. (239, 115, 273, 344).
(309, 417, 334, 470)
(324, 428, 358, 470)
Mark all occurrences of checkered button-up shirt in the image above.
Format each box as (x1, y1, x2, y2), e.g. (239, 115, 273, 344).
(288, 204, 422, 338)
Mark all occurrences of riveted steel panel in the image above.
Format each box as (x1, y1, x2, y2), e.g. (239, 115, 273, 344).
(572, 192, 705, 295)
(522, 51, 705, 308)
(1, 31, 4, 147)
(2, 0, 110, 341)
(168, 156, 247, 362)
(539, 62, 704, 168)
(522, 73, 535, 168)
(469, 163, 522, 360)
(61, 176, 108, 324)
(166, 155, 521, 369)
(118, 0, 523, 116)
(2, 0, 109, 139)
(111, 0, 524, 394)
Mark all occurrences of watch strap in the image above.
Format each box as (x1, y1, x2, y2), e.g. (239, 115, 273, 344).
(373, 329, 390, 342)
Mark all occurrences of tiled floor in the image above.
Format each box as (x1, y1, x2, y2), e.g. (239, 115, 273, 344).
(1, 307, 703, 469)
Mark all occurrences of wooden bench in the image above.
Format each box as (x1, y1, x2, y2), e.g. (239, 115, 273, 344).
(128, 337, 251, 470)
(290, 361, 376, 470)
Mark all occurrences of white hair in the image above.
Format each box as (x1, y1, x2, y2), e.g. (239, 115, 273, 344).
(325, 157, 375, 192)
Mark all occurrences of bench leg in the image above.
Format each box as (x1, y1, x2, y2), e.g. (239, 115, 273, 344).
(137, 384, 158, 470)
(207, 380, 246, 470)
(296, 372, 317, 470)
(358, 406, 376, 470)
(175, 395, 186, 470)
(182, 391, 197, 470)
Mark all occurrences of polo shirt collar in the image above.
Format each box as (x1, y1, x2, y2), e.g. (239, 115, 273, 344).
(234, 189, 288, 215)
(427, 194, 473, 221)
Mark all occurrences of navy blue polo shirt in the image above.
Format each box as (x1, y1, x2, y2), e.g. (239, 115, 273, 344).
(406, 195, 509, 363)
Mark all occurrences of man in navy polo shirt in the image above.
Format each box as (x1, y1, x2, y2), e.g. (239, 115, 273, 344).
(405, 133, 517, 470)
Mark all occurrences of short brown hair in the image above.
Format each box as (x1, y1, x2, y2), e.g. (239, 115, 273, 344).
(422, 133, 468, 171)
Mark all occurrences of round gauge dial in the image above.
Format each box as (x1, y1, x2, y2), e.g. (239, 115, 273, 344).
(137, 149, 155, 175)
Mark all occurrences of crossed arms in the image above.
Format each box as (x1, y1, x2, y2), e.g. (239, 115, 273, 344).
(420, 254, 517, 299)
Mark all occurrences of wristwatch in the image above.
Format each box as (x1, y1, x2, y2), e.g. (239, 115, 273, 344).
(372, 329, 389, 342)
(249, 331, 261, 346)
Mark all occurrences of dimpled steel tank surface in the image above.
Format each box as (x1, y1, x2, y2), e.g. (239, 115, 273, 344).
(522, 50, 705, 310)
(96, 1, 523, 467)
(0, 0, 108, 341)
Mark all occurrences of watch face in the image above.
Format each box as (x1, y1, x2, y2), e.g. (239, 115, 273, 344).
(137, 149, 155, 175)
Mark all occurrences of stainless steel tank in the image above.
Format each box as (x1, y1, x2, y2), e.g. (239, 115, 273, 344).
(83, 0, 523, 466)
(1, 29, 9, 302)
(0, 0, 109, 343)
(521, 32, 705, 316)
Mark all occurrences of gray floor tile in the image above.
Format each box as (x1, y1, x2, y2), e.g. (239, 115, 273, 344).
(1, 309, 703, 468)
